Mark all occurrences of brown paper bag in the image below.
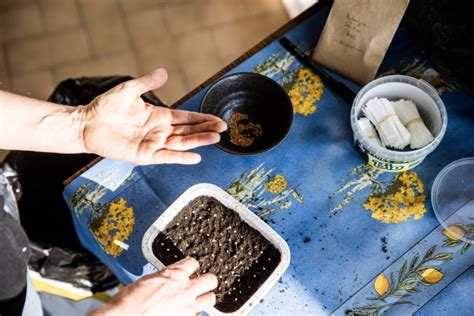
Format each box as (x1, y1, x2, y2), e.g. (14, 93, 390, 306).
(312, 0, 409, 84)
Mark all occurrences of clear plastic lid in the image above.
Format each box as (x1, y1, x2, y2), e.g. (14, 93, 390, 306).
(432, 157, 474, 244)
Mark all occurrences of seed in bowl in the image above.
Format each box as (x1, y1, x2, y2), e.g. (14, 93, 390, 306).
(228, 112, 263, 147)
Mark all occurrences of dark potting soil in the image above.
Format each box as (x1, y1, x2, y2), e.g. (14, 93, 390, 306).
(152, 196, 281, 313)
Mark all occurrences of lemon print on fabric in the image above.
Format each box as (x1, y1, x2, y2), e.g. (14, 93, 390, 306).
(351, 244, 453, 314)
(374, 274, 389, 295)
(441, 223, 472, 254)
(288, 68, 324, 116)
(364, 171, 427, 224)
(264, 174, 288, 194)
(89, 198, 136, 257)
(443, 225, 465, 241)
(421, 268, 444, 284)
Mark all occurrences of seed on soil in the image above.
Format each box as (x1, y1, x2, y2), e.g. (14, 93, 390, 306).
(151, 195, 281, 313)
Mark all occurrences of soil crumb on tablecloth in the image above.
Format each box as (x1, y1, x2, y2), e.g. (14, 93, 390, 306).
(152, 196, 280, 312)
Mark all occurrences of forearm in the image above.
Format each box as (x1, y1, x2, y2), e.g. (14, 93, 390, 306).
(0, 90, 86, 154)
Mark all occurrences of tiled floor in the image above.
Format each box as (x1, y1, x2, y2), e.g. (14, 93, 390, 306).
(0, 0, 289, 105)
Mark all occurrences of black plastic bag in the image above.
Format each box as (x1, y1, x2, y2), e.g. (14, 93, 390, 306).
(48, 75, 165, 107)
(402, 0, 474, 96)
(7, 76, 164, 291)
(29, 242, 117, 292)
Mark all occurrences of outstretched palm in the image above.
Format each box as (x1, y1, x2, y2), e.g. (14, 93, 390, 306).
(80, 69, 226, 165)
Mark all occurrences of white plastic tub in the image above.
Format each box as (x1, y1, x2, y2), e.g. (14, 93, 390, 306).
(351, 75, 448, 172)
(141, 183, 291, 316)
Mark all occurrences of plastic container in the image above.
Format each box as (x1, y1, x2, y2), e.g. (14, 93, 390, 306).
(432, 157, 474, 244)
(351, 75, 448, 172)
(142, 183, 291, 316)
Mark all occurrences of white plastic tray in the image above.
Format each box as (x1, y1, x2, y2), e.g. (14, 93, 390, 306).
(142, 183, 291, 316)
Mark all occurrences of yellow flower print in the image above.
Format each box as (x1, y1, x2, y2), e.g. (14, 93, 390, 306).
(364, 171, 427, 224)
(226, 163, 303, 218)
(288, 68, 324, 116)
(92, 198, 135, 257)
(374, 274, 389, 295)
(264, 174, 288, 194)
(421, 268, 444, 284)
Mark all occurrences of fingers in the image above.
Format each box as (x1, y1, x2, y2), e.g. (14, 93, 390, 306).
(171, 109, 223, 125)
(196, 291, 217, 309)
(165, 133, 220, 151)
(168, 257, 200, 277)
(122, 68, 168, 95)
(152, 149, 202, 165)
(190, 273, 218, 296)
(172, 120, 227, 136)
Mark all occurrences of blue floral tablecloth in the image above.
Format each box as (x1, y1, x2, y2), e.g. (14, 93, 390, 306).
(64, 4, 473, 315)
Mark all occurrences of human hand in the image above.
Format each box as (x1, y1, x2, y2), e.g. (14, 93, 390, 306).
(90, 257, 217, 316)
(77, 68, 226, 165)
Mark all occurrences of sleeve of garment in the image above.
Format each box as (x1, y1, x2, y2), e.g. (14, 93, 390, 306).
(0, 173, 30, 315)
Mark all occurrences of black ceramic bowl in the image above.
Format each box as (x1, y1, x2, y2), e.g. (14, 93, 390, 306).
(200, 72, 293, 155)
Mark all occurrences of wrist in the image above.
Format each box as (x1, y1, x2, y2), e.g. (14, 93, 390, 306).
(69, 105, 90, 154)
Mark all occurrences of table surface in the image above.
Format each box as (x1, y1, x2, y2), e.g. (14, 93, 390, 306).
(63, 2, 474, 315)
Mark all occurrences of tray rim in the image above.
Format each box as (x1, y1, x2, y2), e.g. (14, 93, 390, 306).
(141, 183, 291, 316)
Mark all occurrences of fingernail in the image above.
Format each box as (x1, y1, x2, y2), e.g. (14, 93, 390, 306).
(220, 122, 228, 132)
